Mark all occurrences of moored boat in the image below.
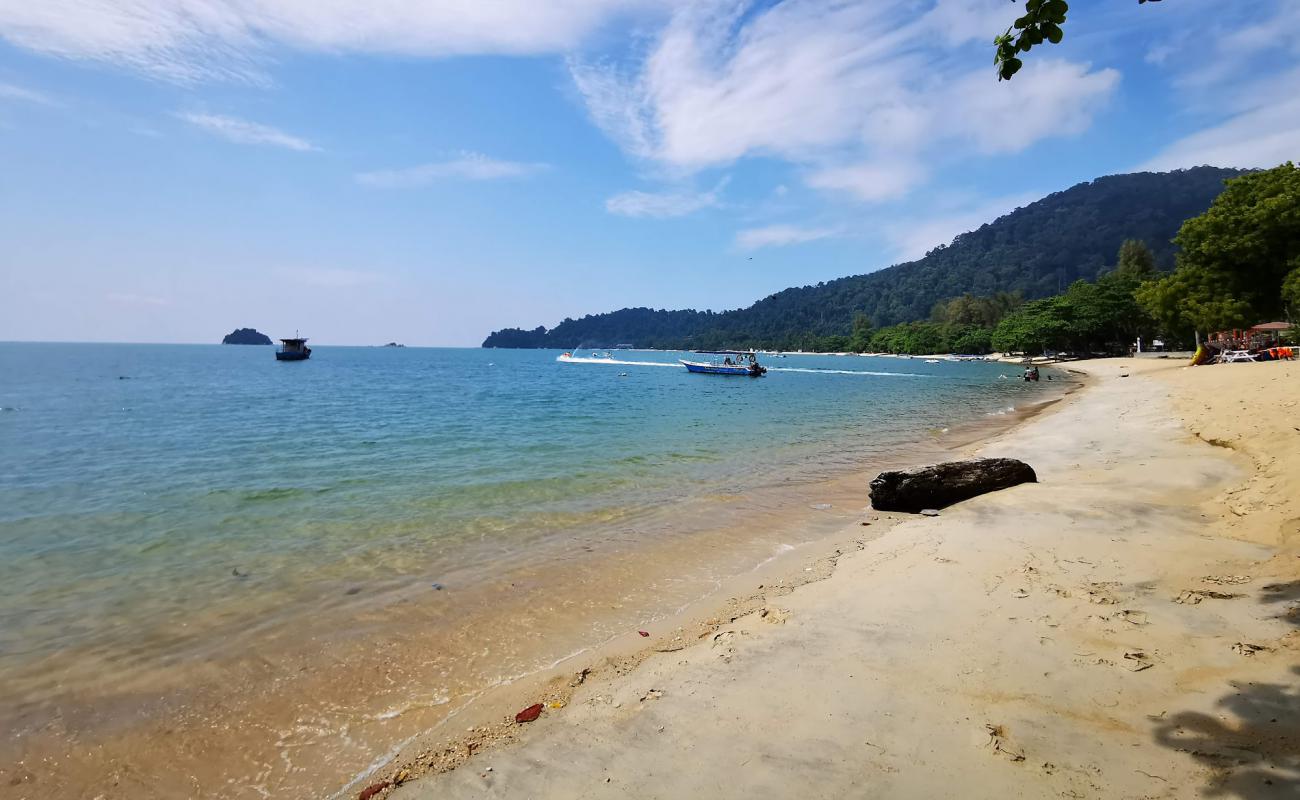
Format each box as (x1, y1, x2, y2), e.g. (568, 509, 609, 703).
(680, 350, 766, 377)
(276, 337, 312, 361)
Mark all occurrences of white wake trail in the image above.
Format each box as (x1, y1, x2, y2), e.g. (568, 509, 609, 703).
(557, 355, 928, 378)
(557, 355, 680, 368)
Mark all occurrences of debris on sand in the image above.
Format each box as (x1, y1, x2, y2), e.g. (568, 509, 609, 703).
(983, 724, 1026, 762)
(1122, 651, 1154, 671)
(1202, 575, 1252, 585)
(870, 458, 1036, 513)
(760, 606, 789, 624)
(1174, 589, 1242, 604)
(638, 630, 650, 637)
(515, 703, 544, 723)
(358, 780, 391, 800)
(1232, 642, 1271, 657)
(1118, 609, 1149, 625)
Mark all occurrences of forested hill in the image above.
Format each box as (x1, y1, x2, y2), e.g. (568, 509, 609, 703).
(482, 167, 1245, 350)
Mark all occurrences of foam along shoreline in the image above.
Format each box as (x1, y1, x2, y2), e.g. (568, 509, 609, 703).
(386, 358, 1300, 799)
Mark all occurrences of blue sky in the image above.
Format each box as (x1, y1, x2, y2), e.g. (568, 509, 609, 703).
(1, 0, 1297, 346)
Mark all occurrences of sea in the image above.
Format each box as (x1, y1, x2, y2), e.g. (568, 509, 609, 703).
(0, 343, 1059, 798)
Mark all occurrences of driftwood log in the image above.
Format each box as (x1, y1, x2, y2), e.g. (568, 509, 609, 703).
(869, 458, 1037, 513)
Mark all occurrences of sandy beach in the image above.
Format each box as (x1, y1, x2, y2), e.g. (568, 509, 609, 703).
(367, 357, 1300, 800)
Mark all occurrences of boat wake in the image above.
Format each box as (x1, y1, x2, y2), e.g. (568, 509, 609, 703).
(557, 355, 680, 367)
(767, 366, 928, 378)
(557, 355, 927, 378)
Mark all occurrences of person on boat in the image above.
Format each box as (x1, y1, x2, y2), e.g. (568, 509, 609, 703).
(724, 357, 733, 365)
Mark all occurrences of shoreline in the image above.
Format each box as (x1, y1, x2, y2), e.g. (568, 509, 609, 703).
(2, 358, 1072, 800)
(385, 358, 1300, 799)
(328, 376, 1086, 797)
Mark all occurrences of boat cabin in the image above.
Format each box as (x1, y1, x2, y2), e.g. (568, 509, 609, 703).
(276, 337, 312, 361)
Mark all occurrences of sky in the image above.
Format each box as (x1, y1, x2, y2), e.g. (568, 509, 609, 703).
(1, 0, 1298, 346)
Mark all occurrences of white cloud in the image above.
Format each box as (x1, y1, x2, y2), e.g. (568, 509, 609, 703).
(605, 176, 727, 218)
(570, 1, 1118, 202)
(0, 1, 667, 83)
(178, 112, 318, 151)
(1140, 4, 1300, 172)
(356, 153, 549, 188)
(1141, 95, 1300, 172)
(804, 160, 926, 203)
(735, 224, 839, 251)
(0, 81, 57, 105)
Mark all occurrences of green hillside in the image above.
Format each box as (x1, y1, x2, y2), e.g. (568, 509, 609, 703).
(483, 167, 1244, 350)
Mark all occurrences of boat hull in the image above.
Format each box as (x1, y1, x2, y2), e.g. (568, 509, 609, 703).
(680, 360, 765, 377)
(275, 351, 311, 361)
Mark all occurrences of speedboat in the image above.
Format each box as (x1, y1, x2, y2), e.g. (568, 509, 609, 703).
(680, 350, 766, 377)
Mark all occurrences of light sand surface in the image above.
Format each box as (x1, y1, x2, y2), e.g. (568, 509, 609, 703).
(384, 357, 1299, 800)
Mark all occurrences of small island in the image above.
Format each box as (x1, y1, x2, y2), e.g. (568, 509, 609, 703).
(382, 342, 406, 348)
(222, 328, 273, 345)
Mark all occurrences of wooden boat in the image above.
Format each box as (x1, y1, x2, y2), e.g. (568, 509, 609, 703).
(680, 350, 766, 377)
(276, 337, 312, 361)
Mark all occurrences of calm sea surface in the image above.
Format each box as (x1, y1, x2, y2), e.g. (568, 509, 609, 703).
(0, 343, 1054, 796)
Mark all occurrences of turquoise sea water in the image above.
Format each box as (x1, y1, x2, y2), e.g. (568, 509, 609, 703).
(0, 343, 1053, 789)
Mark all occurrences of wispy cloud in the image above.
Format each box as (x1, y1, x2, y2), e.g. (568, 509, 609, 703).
(804, 161, 925, 203)
(1139, 3, 1300, 171)
(570, 0, 1118, 203)
(735, 224, 839, 251)
(178, 112, 318, 151)
(356, 152, 549, 188)
(605, 177, 727, 218)
(0, 1, 668, 83)
(0, 81, 58, 105)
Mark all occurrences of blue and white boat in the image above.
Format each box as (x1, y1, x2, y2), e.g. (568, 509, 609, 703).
(680, 350, 767, 377)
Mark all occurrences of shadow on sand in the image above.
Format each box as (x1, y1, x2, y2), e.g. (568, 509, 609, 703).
(1151, 581, 1300, 798)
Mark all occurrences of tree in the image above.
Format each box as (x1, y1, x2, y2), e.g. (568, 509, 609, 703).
(991, 297, 1071, 354)
(1114, 239, 1156, 279)
(847, 313, 875, 352)
(995, 1, 1160, 81)
(1136, 163, 1300, 338)
(1284, 268, 1300, 320)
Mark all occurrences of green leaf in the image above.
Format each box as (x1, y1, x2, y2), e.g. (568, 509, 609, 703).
(999, 57, 1023, 80)
(1045, 23, 1063, 44)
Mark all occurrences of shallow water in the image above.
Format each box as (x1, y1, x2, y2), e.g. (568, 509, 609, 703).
(0, 343, 1051, 796)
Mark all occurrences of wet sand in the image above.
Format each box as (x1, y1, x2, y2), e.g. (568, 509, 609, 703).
(383, 358, 1300, 799)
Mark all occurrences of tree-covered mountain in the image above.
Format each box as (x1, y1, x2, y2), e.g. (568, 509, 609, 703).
(483, 167, 1245, 350)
